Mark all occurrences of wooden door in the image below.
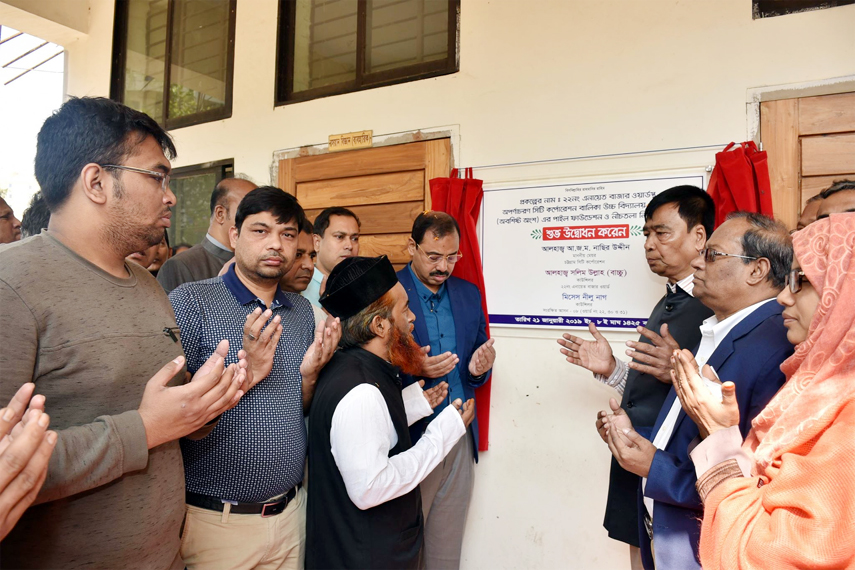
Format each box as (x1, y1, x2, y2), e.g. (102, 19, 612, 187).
(277, 139, 451, 269)
(761, 92, 855, 228)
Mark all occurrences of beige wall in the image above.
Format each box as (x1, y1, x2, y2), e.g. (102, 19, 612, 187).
(5, 0, 855, 568)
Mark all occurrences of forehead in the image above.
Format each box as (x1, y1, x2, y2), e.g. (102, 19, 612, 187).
(644, 202, 684, 229)
(297, 231, 314, 249)
(243, 210, 298, 229)
(391, 282, 407, 304)
(708, 218, 747, 249)
(817, 190, 855, 217)
(127, 134, 170, 170)
(326, 215, 359, 233)
(419, 229, 460, 251)
(0, 199, 11, 214)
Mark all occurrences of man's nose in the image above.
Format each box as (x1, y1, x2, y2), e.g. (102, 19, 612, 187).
(690, 254, 704, 271)
(436, 258, 449, 272)
(164, 186, 177, 207)
(12, 215, 21, 229)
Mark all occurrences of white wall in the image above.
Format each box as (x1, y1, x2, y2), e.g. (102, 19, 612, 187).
(6, 1, 855, 568)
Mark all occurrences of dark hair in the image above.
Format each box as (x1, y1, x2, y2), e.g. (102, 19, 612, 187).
(20, 193, 51, 238)
(411, 211, 460, 244)
(339, 292, 395, 349)
(210, 180, 230, 215)
(644, 185, 715, 238)
(726, 212, 792, 290)
(313, 207, 360, 237)
(820, 179, 855, 199)
(234, 186, 306, 233)
(301, 218, 314, 236)
(35, 97, 176, 211)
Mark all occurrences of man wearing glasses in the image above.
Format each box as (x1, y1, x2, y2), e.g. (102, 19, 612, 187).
(397, 211, 496, 570)
(602, 212, 793, 570)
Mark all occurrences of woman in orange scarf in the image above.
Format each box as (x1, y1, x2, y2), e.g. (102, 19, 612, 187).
(671, 212, 855, 569)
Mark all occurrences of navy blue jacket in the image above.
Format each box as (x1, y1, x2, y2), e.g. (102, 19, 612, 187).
(637, 299, 792, 570)
(397, 267, 491, 461)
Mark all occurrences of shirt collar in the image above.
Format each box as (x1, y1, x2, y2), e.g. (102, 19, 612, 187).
(700, 297, 776, 344)
(206, 233, 232, 252)
(667, 273, 695, 297)
(312, 266, 324, 284)
(222, 263, 291, 309)
(407, 263, 446, 302)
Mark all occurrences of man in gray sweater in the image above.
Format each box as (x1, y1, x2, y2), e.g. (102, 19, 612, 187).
(0, 97, 247, 569)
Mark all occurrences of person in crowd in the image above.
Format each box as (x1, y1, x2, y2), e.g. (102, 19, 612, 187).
(280, 219, 327, 324)
(303, 206, 360, 307)
(0, 383, 56, 541)
(157, 177, 257, 292)
(0, 197, 22, 244)
(796, 193, 822, 230)
(20, 193, 50, 238)
(127, 237, 160, 269)
(147, 231, 171, 275)
(816, 179, 855, 220)
(670, 213, 855, 570)
(396, 211, 495, 569)
(557, 185, 714, 567)
(170, 187, 340, 570)
(173, 241, 192, 255)
(306, 255, 474, 569)
(601, 212, 793, 569)
(0, 96, 247, 569)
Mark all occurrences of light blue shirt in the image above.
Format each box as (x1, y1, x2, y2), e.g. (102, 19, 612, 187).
(407, 264, 463, 417)
(302, 267, 324, 308)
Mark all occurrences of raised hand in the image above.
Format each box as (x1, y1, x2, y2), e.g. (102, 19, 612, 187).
(605, 421, 657, 478)
(138, 339, 247, 450)
(626, 323, 682, 383)
(242, 307, 283, 389)
(452, 398, 476, 428)
(419, 347, 459, 379)
(300, 316, 342, 381)
(595, 398, 631, 443)
(671, 349, 739, 438)
(557, 322, 616, 376)
(468, 338, 496, 377)
(419, 380, 449, 409)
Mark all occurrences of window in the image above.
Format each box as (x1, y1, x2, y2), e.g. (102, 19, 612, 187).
(168, 159, 233, 246)
(753, 0, 854, 18)
(276, 0, 458, 104)
(111, 0, 237, 129)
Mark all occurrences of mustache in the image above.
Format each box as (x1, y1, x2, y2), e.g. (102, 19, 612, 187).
(430, 270, 449, 277)
(260, 251, 286, 261)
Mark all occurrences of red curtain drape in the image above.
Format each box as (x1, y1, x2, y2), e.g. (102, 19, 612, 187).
(707, 141, 774, 228)
(429, 168, 492, 452)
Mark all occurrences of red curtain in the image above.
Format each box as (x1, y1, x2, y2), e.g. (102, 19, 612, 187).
(429, 168, 492, 452)
(707, 141, 774, 228)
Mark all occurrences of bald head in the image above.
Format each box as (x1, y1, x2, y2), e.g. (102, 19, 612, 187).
(209, 178, 257, 245)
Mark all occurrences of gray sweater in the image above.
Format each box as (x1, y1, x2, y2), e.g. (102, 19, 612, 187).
(0, 232, 185, 570)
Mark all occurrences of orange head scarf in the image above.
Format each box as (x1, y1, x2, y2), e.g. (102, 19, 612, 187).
(744, 213, 855, 472)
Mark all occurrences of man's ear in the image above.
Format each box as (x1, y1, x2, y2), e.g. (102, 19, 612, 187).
(369, 315, 388, 339)
(746, 257, 771, 286)
(312, 233, 321, 252)
(80, 163, 111, 205)
(692, 224, 707, 251)
(214, 204, 228, 225)
(407, 238, 417, 257)
(229, 225, 239, 250)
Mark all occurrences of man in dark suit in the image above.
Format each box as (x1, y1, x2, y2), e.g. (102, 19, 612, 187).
(558, 185, 714, 568)
(397, 211, 495, 570)
(602, 212, 794, 569)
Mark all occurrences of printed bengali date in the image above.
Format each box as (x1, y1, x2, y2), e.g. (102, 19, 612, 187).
(490, 314, 647, 329)
(543, 224, 629, 241)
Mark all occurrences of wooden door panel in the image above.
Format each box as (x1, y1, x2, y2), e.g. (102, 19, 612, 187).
(305, 201, 424, 234)
(761, 99, 800, 227)
(801, 133, 855, 176)
(294, 143, 427, 182)
(799, 93, 855, 136)
(357, 234, 411, 264)
(296, 171, 424, 209)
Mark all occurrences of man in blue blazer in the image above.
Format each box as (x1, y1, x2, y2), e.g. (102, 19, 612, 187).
(397, 211, 495, 570)
(602, 213, 794, 570)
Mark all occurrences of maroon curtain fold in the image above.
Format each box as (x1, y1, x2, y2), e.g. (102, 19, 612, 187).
(429, 168, 492, 452)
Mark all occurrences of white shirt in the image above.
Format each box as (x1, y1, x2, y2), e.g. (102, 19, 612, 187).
(642, 297, 777, 517)
(330, 382, 466, 510)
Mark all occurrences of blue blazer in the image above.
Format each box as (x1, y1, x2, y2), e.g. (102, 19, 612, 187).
(637, 299, 792, 570)
(397, 266, 491, 461)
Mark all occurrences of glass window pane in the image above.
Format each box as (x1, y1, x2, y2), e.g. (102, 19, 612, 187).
(123, 0, 168, 120)
(366, 0, 448, 74)
(169, 170, 218, 246)
(168, 0, 230, 120)
(292, 0, 358, 93)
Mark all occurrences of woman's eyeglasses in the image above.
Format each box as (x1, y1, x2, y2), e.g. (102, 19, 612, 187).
(786, 269, 807, 294)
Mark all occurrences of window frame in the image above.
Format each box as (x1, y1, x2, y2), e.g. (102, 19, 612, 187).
(274, 0, 460, 106)
(110, 0, 238, 130)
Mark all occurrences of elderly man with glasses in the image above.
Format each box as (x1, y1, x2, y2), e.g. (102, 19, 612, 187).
(395, 210, 495, 570)
(600, 212, 794, 570)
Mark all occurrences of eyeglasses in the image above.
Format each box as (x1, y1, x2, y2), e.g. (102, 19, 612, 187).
(700, 248, 758, 263)
(786, 269, 807, 294)
(416, 243, 463, 264)
(102, 164, 171, 193)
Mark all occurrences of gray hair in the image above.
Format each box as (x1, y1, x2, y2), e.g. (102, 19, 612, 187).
(726, 212, 792, 289)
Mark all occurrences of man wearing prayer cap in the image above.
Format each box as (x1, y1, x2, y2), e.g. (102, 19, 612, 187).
(306, 255, 475, 570)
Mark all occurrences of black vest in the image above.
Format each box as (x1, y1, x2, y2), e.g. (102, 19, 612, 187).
(306, 348, 423, 570)
(603, 286, 713, 546)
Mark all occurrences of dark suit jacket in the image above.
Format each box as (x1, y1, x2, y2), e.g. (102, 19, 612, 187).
(157, 237, 233, 293)
(605, 286, 713, 545)
(397, 266, 490, 461)
(637, 299, 792, 570)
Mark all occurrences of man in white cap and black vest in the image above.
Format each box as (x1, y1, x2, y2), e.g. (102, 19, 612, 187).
(306, 255, 475, 570)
